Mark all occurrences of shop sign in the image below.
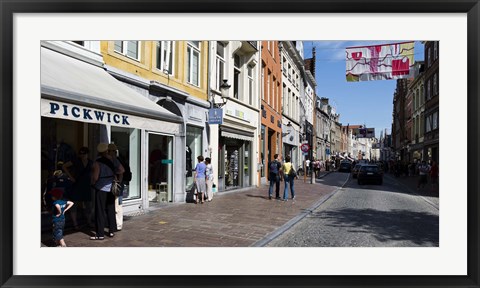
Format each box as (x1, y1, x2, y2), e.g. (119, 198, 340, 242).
(208, 108, 223, 125)
(43, 100, 130, 126)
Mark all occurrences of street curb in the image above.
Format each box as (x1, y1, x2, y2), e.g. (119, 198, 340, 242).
(251, 172, 346, 247)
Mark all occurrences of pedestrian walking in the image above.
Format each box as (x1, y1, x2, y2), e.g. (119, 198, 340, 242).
(49, 188, 74, 247)
(281, 155, 297, 201)
(194, 155, 207, 204)
(205, 157, 214, 202)
(268, 154, 282, 200)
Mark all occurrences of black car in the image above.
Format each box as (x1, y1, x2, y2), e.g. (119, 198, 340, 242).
(357, 164, 383, 185)
(338, 161, 352, 173)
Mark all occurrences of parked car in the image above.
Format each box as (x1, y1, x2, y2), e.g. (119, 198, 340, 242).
(338, 161, 352, 173)
(357, 164, 383, 185)
(351, 164, 363, 178)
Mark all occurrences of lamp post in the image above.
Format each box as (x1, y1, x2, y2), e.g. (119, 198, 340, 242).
(213, 79, 231, 108)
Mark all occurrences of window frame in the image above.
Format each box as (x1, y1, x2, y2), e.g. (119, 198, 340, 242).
(187, 41, 201, 87)
(113, 40, 141, 61)
(155, 41, 175, 76)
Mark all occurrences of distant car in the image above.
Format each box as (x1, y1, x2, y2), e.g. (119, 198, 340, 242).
(357, 164, 383, 185)
(338, 161, 352, 173)
(351, 164, 363, 178)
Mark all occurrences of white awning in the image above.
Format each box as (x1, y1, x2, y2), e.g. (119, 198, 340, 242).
(41, 47, 183, 133)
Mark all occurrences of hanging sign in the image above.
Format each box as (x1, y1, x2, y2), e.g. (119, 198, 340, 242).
(208, 108, 223, 125)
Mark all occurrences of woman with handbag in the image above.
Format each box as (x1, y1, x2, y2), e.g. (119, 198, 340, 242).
(90, 143, 124, 240)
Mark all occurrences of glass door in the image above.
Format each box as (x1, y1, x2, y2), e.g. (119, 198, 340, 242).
(147, 132, 173, 204)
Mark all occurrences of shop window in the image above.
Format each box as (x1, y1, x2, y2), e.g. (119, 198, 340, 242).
(111, 127, 141, 201)
(186, 126, 203, 191)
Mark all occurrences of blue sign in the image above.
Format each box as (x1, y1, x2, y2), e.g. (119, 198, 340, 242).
(208, 108, 223, 125)
(326, 148, 330, 155)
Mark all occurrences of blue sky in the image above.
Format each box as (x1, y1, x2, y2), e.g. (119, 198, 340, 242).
(303, 41, 424, 139)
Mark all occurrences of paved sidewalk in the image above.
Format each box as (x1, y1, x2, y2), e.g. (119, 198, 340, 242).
(42, 172, 337, 247)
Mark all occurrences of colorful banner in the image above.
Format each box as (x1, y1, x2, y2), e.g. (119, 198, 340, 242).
(346, 42, 415, 82)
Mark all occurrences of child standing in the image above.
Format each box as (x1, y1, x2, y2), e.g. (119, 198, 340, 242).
(49, 188, 74, 247)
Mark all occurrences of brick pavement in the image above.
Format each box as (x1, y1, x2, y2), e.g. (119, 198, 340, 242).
(43, 172, 336, 247)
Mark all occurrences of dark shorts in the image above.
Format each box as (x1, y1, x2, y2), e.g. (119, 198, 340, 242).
(52, 219, 65, 242)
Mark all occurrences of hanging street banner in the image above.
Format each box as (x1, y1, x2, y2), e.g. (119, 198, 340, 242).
(346, 41, 415, 82)
(353, 127, 375, 138)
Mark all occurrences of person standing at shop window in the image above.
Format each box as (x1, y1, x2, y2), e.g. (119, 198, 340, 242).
(108, 143, 125, 232)
(62, 146, 93, 229)
(204, 157, 214, 202)
(90, 143, 122, 240)
(194, 155, 207, 204)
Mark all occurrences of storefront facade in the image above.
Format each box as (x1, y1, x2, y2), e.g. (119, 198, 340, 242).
(41, 41, 184, 216)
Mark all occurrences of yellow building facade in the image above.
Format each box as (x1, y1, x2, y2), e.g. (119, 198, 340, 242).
(98, 41, 212, 210)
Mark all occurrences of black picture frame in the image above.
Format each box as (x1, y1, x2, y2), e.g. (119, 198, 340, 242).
(1, 1, 479, 287)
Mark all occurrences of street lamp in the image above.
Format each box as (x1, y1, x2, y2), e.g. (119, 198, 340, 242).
(212, 79, 231, 108)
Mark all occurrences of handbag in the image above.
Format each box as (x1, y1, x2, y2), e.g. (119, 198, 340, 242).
(111, 179, 122, 197)
(97, 157, 122, 197)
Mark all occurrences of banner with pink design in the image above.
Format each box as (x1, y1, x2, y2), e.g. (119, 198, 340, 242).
(346, 42, 415, 82)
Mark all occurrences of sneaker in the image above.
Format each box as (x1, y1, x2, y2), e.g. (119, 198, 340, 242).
(269, 196, 272, 200)
(292, 196, 296, 200)
(283, 199, 288, 202)
(275, 197, 281, 200)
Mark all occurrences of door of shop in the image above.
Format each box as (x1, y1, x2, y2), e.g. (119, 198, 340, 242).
(147, 132, 173, 205)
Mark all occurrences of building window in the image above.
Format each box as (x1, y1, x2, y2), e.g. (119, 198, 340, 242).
(187, 41, 201, 86)
(233, 54, 241, 100)
(433, 73, 438, 96)
(272, 76, 277, 110)
(426, 114, 432, 133)
(434, 41, 438, 60)
(248, 65, 254, 105)
(282, 57, 287, 75)
(214, 42, 226, 91)
(261, 64, 265, 101)
(266, 70, 271, 104)
(427, 47, 432, 67)
(426, 79, 431, 100)
(114, 41, 140, 60)
(155, 41, 174, 75)
(433, 111, 438, 130)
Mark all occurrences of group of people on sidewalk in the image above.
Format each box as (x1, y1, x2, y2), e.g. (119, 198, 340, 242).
(267, 154, 299, 201)
(386, 159, 439, 193)
(47, 142, 131, 246)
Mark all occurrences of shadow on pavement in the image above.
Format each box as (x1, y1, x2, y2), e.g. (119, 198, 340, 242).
(309, 208, 439, 246)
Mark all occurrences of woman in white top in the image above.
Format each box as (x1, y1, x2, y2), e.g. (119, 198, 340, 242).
(205, 157, 214, 202)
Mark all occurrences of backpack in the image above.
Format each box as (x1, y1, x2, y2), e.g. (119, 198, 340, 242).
(289, 164, 297, 177)
(269, 160, 279, 174)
